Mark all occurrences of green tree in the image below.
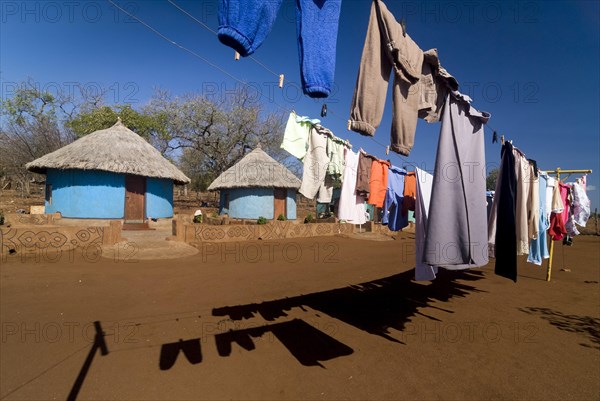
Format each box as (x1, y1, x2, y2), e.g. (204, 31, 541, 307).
(66, 104, 168, 141)
(486, 168, 499, 191)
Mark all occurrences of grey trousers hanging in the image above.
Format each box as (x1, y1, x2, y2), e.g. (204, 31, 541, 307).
(423, 92, 490, 269)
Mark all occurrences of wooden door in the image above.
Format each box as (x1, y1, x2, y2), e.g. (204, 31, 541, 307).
(125, 175, 146, 222)
(273, 188, 287, 219)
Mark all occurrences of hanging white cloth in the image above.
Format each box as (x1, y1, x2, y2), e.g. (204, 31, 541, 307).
(299, 127, 333, 203)
(337, 149, 366, 224)
(572, 177, 591, 227)
(415, 167, 437, 281)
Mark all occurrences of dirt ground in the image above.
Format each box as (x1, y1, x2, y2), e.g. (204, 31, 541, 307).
(1, 230, 599, 400)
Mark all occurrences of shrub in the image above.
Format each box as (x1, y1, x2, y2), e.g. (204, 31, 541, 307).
(257, 216, 268, 225)
(277, 214, 286, 221)
(193, 214, 202, 224)
(304, 213, 314, 224)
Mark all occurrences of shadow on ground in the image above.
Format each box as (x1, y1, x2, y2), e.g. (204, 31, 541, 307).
(213, 269, 485, 344)
(155, 268, 485, 370)
(62, 269, 485, 400)
(519, 306, 600, 349)
(214, 318, 354, 367)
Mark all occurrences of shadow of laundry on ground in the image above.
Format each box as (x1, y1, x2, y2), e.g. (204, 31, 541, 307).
(213, 269, 485, 343)
(519, 306, 600, 350)
(215, 319, 354, 368)
(159, 338, 203, 371)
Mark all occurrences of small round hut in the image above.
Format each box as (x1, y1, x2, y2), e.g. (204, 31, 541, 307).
(207, 146, 300, 220)
(26, 118, 190, 221)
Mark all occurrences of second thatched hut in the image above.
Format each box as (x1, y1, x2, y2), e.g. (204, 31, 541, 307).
(207, 146, 300, 220)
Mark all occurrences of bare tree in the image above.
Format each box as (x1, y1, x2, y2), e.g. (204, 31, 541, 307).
(0, 79, 78, 196)
(145, 89, 289, 190)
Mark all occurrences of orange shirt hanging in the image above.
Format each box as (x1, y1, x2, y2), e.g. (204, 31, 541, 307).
(402, 171, 416, 215)
(368, 159, 391, 207)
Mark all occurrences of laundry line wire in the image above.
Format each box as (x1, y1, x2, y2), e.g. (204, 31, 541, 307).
(166, 0, 281, 78)
(326, 106, 420, 169)
(0, 307, 279, 398)
(0, 343, 89, 400)
(165, 0, 511, 171)
(106, 0, 291, 115)
(101, 310, 204, 328)
(109, 0, 447, 171)
(110, 0, 417, 169)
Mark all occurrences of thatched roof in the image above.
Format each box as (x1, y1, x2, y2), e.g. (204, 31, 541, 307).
(207, 146, 300, 191)
(26, 119, 190, 184)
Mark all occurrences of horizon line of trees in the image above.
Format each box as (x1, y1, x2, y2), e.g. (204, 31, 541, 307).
(0, 78, 294, 195)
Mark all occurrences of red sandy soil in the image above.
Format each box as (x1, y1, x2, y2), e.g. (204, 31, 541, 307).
(1, 232, 599, 400)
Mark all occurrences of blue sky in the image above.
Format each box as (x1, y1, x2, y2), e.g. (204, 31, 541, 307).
(1, 0, 599, 206)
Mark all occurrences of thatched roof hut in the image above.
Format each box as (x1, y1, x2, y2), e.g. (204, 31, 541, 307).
(26, 118, 190, 185)
(208, 146, 300, 220)
(207, 146, 300, 191)
(26, 118, 190, 222)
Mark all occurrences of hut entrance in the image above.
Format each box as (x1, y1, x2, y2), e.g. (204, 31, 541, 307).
(125, 175, 146, 223)
(273, 188, 286, 219)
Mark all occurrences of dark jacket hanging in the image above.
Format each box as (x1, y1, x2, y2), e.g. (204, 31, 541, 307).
(494, 142, 518, 282)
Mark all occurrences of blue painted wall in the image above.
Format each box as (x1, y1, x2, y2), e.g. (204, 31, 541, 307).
(147, 177, 174, 218)
(219, 188, 297, 220)
(286, 190, 297, 220)
(46, 169, 125, 218)
(45, 169, 174, 219)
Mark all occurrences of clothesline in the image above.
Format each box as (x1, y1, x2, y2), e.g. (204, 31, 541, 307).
(109, 0, 497, 173)
(493, 136, 592, 189)
(112, 0, 561, 176)
(289, 110, 400, 169)
(109, 0, 594, 288)
(326, 107, 422, 169)
(542, 168, 594, 182)
(541, 168, 593, 282)
(209, 1, 592, 281)
(284, 84, 492, 277)
(167, 0, 281, 78)
(489, 137, 593, 283)
(165, 0, 481, 169)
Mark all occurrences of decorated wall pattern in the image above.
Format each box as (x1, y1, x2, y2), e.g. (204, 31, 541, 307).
(1, 227, 105, 255)
(183, 221, 355, 243)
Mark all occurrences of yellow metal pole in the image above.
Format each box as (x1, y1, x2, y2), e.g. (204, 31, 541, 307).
(546, 239, 554, 281)
(541, 168, 592, 282)
(542, 169, 593, 175)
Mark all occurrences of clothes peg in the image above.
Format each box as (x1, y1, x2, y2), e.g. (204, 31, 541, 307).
(385, 145, 390, 155)
(278, 74, 284, 88)
(321, 103, 327, 117)
(500, 135, 505, 145)
(400, 18, 407, 37)
(234, 51, 240, 60)
(492, 131, 498, 144)
(347, 119, 351, 131)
